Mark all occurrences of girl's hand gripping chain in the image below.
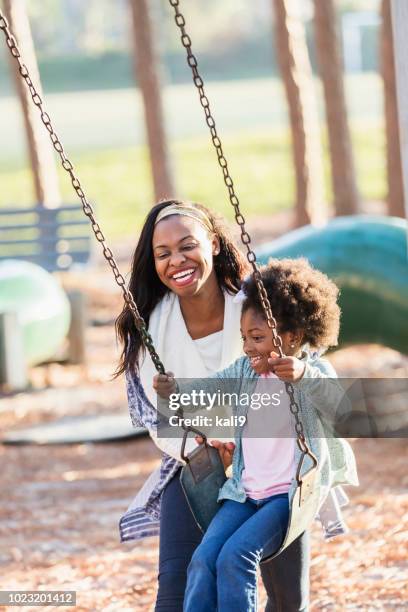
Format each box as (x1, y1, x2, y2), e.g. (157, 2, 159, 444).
(268, 352, 306, 382)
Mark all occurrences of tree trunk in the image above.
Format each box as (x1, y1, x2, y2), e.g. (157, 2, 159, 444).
(313, 0, 359, 216)
(390, 0, 408, 221)
(381, 0, 405, 218)
(129, 0, 175, 202)
(3, 0, 61, 208)
(273, 0, 326, 227)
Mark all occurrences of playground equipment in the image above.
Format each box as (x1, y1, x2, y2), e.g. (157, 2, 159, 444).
(0, 260, 70, 388)
(257, 215, 408, 354)
(3, 413, 147, 445)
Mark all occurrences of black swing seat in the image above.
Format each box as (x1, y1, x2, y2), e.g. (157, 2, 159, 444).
(0, 204, 91, 272)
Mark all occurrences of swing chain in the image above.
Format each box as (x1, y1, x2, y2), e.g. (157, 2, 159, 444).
(169, 0, 308, 448)
(0, 11, 166, 376)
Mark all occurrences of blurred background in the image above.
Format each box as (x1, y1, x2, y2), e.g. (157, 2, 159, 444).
(0, 0, 400, 235)
(0, 0, 407, 610)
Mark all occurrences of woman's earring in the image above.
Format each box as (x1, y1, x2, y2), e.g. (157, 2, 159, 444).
(290, 343, 295, 348)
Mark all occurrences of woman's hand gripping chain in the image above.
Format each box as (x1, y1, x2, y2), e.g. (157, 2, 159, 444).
(153, 372, 177, 398)
(195, 436, 236, 471)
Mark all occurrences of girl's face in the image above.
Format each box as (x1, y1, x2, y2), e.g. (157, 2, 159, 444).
(240, 307, 303, 375)
(152, 215, 220, 297)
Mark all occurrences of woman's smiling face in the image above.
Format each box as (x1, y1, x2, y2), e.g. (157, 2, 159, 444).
(152, 215, 220, 297)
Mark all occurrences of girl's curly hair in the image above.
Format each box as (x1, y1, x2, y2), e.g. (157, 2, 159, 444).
(242, 258, 340, 349)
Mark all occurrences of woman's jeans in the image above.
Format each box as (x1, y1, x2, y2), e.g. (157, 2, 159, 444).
(155, 470, 310, 612)
(183, 494, 289, 612)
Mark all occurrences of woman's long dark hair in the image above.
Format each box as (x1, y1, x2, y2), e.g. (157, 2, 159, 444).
(115, 200, 249, 376)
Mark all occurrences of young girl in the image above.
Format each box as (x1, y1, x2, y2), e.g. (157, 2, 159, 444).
(154, 257, 359, 612)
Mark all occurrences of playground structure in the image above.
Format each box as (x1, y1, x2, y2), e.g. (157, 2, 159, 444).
(0, 260, 70, 366)
(258, 215, 408, 354)
(0, 202, 90, 389)
(0, 258, 88, 392)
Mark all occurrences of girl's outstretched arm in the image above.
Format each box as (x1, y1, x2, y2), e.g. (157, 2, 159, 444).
(293, 357, 352, 428)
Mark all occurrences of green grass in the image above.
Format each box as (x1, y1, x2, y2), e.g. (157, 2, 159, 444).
(0, 121, 386, 240)
(0, 73, 386, 238)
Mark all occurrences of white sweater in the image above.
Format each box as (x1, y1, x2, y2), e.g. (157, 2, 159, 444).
(138, 290, 243, 460)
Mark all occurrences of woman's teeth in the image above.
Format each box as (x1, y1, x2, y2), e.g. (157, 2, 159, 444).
(250, 356, 262, 366)
(172, 269, 195, 284)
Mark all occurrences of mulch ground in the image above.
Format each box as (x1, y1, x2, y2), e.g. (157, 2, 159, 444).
(1, 216, 407, 611)
(1, 428, 407, 610)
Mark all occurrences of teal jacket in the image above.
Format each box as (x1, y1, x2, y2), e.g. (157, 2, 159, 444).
(197, 351, 359, 511)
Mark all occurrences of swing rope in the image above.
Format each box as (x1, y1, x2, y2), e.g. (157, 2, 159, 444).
(0, 4, 313, 460)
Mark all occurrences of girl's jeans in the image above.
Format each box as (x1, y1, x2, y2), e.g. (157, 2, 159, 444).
(155, 470, 310, 612)
(183, 493, 290, 612)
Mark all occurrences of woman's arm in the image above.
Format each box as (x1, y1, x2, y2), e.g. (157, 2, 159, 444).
(150, 357, 247, 458)
(126, 367, 238, 462)
(153, 356, 249, 410)
(125, 368, 197, 462)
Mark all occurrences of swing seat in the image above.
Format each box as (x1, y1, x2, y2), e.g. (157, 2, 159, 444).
(262, 444, 320, 563)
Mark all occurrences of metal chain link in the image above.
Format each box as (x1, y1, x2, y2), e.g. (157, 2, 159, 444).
(0, 11, 165, 376)
(168, 0, 309, 450)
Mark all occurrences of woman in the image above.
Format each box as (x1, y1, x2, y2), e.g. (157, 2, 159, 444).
(116, 200, 312, 611)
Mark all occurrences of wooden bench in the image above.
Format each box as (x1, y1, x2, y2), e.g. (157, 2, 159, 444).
(0, 204, 91, 271)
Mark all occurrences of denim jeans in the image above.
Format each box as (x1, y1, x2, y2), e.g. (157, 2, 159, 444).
(155, 471, 203, 611)
(155, 470, 310, 612)
(183, 493, 290, 612)
(262, 529, 310, 612)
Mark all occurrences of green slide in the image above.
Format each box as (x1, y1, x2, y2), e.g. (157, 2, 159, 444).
(256, 216, 408, 354)
(0, 260, 70, 365)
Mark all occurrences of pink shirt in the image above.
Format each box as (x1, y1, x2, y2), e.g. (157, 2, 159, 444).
(241, 373, 296, 500)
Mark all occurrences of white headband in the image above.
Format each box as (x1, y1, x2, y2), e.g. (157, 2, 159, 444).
(154, 204, 214, 233)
